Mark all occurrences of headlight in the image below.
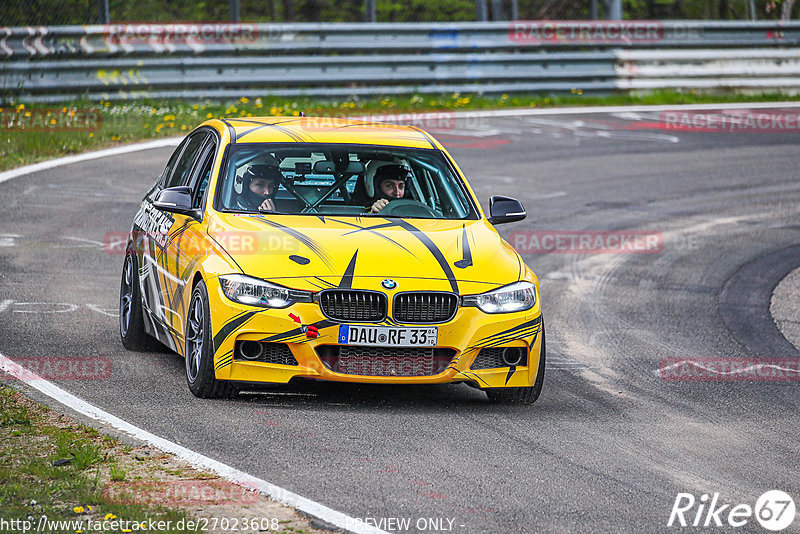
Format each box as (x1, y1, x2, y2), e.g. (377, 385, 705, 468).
(219, 274, 313, 308)
(462, 281, 536, 314)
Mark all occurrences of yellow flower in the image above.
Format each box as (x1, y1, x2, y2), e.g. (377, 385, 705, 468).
(87, 506, 93, 511)
(17, 104, 25, 111)
(50, 119, 56, 125)
(169, 122, 174, 128)
(255, 102, 263, 109)
(181, 124, 187, 130)
(104, 102, 110, 107)
(73, 506, 84, 513)
(25, 112, 31, 117)
(206, 113, 213, 119)
(122, 530, 132, 533)
(61, 107, 67, 113)
(89, 133, 94, 138)
(501, 94, 509, 100)
(192, 104, 199, 110)
(104, 513, 116, 520)
(240, 97, 249, 104)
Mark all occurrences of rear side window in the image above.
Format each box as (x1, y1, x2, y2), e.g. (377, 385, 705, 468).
(190, 144, 216, 209)
(163, 133, 207, 189)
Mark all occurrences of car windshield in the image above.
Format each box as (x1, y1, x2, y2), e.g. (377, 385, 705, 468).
(215, 143, 478, 220)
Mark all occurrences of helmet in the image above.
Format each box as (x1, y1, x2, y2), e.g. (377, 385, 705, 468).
(372, 164, 412, 200)
(242, 165, 281, 197)
(238, 164, 282, 210)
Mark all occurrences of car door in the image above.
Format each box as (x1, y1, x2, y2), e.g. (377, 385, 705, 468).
(158, 132, 218, 353)
(139, 131, 208, 351)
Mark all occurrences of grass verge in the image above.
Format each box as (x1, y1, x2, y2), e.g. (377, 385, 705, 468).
(0, 384, 319, 533)
(2, 90, 800, 173)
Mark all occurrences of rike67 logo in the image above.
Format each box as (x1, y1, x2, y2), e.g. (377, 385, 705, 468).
(668, 490, 795, 531)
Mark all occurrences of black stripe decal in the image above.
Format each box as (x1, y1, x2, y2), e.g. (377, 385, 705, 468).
(220, 119, 237, 143)
(335, 219, 419, 258)
(213, 311, 259, 353)
(338, 251, 358, 289)
(215, 351, 234, 370)
(313, 276, 337, 288)
(260, 319, 338, 343)
(505, 366, 516, 385)
(388, 218, 458, 293)
(454, 224, 473, 269)
(472, 316, 542, 346)
(253, 217, 335, 271)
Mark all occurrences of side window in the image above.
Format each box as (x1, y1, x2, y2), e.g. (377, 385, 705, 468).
(159, 138, 188, 187)
(189, 143, 216, 209)
(163, 133, 207, 189)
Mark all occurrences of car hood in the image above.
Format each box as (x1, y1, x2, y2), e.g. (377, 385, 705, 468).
(206, 214, 522, 293)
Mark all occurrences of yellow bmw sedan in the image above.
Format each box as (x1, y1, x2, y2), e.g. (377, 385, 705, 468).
(119, 117, 544, 404)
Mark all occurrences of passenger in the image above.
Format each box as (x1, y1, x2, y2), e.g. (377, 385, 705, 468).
(367, 164, 412, 213)
(236, 165, 282, 212)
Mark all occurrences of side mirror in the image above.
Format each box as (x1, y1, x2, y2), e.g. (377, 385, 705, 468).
(153, 186, 197, 217)
(488, 195, 526, 225)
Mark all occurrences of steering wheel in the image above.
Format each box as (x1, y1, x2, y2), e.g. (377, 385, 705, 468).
(379, 199, 440, 218)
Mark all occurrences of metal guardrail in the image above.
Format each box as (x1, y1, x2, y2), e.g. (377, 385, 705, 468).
(615, 48, 800, 90)
(1, 21, 800, 102)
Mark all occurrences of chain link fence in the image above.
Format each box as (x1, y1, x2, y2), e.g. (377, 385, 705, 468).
(1, 0, 797, 26)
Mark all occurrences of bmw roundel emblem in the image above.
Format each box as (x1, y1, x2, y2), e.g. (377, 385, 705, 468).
(381, 279, 397, 290)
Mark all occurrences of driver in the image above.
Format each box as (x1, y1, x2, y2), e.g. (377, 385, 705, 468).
(367, 164, 412, 213)
(236, 164, 282, 212)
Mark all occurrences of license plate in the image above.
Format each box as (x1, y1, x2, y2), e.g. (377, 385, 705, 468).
(338, 325, 438, 347)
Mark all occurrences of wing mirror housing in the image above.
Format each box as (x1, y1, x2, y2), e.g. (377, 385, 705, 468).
(488, 195, 526, 225)
(153, 186, 198, 217)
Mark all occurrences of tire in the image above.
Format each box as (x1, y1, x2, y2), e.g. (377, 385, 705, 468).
(185, 280, 234, 399)
(486, 322, 546, 406)
(119, 249, 160, 351)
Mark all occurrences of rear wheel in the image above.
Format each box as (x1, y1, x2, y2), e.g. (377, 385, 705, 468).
(486, 322, 546, 405)
(119, 249, 159, 351)
(185, 280, 234, 399)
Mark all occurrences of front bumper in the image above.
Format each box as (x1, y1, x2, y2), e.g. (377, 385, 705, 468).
(206, 277, 543, 389)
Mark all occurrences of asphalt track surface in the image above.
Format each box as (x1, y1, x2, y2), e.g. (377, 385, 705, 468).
(2, 108, 799, 533)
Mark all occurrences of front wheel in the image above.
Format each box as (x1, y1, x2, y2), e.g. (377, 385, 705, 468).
(185, 280, 234, 399)
(486, 322, 546, 405)
(119, 249, 159, 351)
